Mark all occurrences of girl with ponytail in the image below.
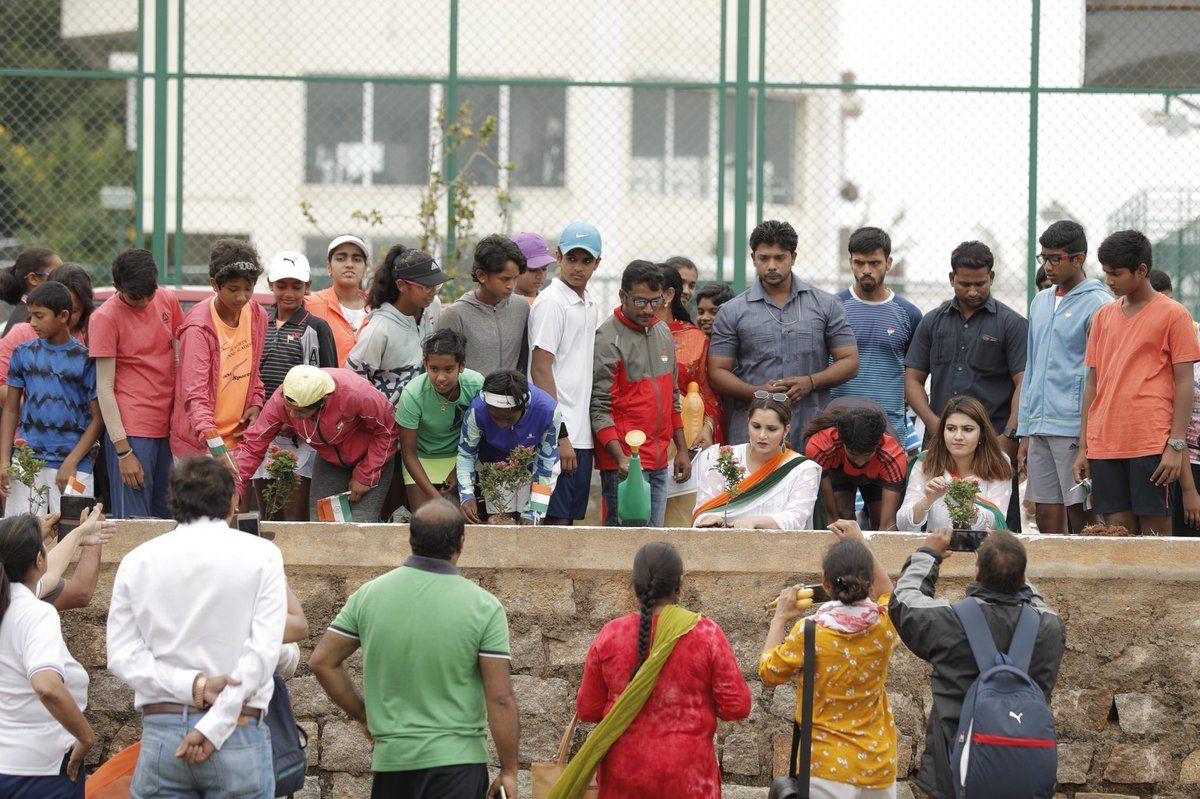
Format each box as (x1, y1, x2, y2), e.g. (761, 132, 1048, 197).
(573, 542, 749, 798)
(654, 263, 723, 449)
(759, 520, 900, 798)
(0, 515, 93, 792)
(0, 247, 62, 336)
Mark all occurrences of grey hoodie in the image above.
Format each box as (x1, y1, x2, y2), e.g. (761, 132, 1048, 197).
(436, 290, 530, 378)
(346, 297, 441, 406)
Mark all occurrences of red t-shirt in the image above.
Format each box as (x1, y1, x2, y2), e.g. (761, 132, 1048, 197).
(804, 426, 908, 487)
(88, 290, 184, 438)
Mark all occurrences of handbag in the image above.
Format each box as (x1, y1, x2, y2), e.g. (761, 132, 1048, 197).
(768, 618, 816, 799)
(267, 675, 309, 798)
(531, 714, 599, 799)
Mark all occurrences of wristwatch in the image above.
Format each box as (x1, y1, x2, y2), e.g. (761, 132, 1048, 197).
(1002, 428, 1018, 441)
(1168, 438, 1187, 452)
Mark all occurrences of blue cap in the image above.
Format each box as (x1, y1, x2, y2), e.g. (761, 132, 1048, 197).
(558, 221, 602, 258)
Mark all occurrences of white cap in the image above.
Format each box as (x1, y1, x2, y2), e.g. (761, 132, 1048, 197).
(326, 235, 370, 262)
(267, 251, 311, 283)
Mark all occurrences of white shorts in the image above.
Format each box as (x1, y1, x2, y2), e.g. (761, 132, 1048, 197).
(5, 467, 94, 517)
(252, 436, 317, 481)
(810, 777, 897, 799)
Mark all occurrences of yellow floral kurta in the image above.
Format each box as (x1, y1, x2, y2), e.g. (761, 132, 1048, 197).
(758, 596, 899, 789)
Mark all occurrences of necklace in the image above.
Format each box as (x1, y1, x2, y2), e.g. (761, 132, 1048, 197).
(763, 298, 800, 327)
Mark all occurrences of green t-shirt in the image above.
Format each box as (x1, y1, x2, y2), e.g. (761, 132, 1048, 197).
(330, 556, 511, 772)
(395, 370, 485, 458)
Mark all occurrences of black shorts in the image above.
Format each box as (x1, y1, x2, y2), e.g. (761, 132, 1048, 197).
(371, 763, 488, 799)
(828, 470, 898, 505)
(1090, 455, 1172, 517)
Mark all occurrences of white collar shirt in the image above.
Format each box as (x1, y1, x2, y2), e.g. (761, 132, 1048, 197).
(528, 278, 599, 448)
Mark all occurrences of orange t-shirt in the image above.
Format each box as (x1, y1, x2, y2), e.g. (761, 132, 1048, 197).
(211, 300, 254, 443)
(1084, 293, 1200, 458)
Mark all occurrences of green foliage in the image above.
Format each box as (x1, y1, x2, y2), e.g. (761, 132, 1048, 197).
(945, 478, 981, 529)
(476, 445, 537, 516)
(261, 447, 300, 520)
(8, 440, 49, 515)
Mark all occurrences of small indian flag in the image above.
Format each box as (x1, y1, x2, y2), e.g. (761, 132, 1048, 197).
(317, 492, 354, 523)
(63, 476, 86, 496)
(529, 483, 552, 516)
(206, 434, 235, 470)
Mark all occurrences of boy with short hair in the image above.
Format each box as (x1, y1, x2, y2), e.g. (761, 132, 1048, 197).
(592, 260, 692, 527)
(1018, 220, 1109, 534)
(170, 239, 268, 462)
(0, 282, 102, 514)
(91, 248, 185, 518)
(1075, 229, 1200, 534)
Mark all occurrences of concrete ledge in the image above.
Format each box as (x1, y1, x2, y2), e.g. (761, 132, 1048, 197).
(100, 521, 1200, 581)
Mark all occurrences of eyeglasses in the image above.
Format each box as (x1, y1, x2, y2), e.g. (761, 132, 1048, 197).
(623, 293, 665, 309)
(31, 271, 51, 279)
(1034, 252, 1083, 266)
(753, 390, 789, 402)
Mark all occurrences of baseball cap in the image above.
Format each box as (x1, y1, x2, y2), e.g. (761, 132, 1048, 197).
(558, 221, 602, 259)
(326, 235, 370, 262)
(267, 250, 311, 283)
(392, 252, 452, 287)
(513, 232, 555, 270)
(282, 365, 336, 407)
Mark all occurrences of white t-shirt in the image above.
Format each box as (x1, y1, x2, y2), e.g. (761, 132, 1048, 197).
(529, 278, 599, 449)
(0, 583, 89, 775)
(341, 303, 368, 332)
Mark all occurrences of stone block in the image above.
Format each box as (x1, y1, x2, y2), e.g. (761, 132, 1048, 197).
(329, 773, 371, 799)
(1074, 794, 1140, 799)
(298, 720, 319, 768)
(292, 779, 322, 799)
(581, 577, 637, 621)
(1057, 743, 1094, 784)
(291, 674, 341, 719)
(320, 720, 373, 773)
(890, 694, 923, 738)
(545, 630, 594, 670)
(720, 785, 762, 799)
(518, 715, 571, 764)
(1052, 688, 1113, 734)
(493, 572, 576, 619)
(896, 783, 916, 799)
(72, 623, 107, 668)
(1103, 744, 1172, 784)
(1114, 692, 1167, 736)
(88, 669, 133, 711)
(511, 674, 570, 716)
(510, 625, 545, 672)
(769, 685, 797, 720)
(1180, 748, 1200, 784)
(721, 731, 761, 776)
(896, 733, 914, 777)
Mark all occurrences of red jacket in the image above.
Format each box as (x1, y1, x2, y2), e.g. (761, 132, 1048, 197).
(591, 309, 683, 472)
(235, 368, 398, 491)
(169, 299, 267, 459)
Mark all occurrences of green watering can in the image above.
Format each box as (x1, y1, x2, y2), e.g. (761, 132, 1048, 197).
(617, 430, 651, 525)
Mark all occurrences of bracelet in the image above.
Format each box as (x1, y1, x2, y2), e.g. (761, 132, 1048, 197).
(809, 375, 817, 392)
(192, 675, 208, 710)
(117, 448, 134, 460)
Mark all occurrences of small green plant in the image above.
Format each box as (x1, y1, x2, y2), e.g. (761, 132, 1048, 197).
(9, 439, 49, 515)
(260, 446, 299, 520)
(945, 478, 981, 529)
(714, 446, 747, 526)
(476, 445, 538, 522)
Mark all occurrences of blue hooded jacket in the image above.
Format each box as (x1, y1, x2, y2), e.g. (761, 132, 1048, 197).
(1017, 278, 1112, 437)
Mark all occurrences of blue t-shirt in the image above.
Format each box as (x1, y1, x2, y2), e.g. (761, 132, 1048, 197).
(830, 288, 922, 438)
(7, 339, 97, 471)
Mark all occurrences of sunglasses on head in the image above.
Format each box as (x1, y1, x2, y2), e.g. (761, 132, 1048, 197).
(753, 390, 789, 403)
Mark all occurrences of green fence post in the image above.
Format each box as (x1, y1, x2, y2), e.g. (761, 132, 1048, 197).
(715, 0, 728, 284)
(173, 0, 184, 284)
(443, 0, 460, 271)
(731, 0, 751, 292)
(754, 0, 766, 226)
(1025, 0, 1041, 307)
(151, 0, 169, 277)
(134, 0, 145, 249)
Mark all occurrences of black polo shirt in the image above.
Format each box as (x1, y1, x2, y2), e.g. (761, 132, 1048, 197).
(906, 296, 1027, 433)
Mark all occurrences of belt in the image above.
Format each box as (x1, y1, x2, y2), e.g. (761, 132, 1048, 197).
(141, 703, 263, 724)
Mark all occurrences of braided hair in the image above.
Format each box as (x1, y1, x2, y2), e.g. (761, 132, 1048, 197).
(630, 542, 684, 679)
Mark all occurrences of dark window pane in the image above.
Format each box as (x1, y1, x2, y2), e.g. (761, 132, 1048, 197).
(455, 86, 500, 186)
(509, 86, 566, 188)
(763, 97, 797, 204)
(631, 88, 667, 158)
(673, 90, 711, 158)
(304, 82, 364, 184)
(303, 236, 333, 290)
(373, 83, 431, 186)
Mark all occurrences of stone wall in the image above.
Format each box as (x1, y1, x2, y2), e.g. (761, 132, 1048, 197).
(67, 523, 1200, 798)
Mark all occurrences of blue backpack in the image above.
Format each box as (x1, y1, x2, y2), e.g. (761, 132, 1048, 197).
(949, 599, 1057, 799)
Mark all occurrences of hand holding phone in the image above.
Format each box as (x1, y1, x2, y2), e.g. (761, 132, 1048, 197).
(949, 529, 988, 552)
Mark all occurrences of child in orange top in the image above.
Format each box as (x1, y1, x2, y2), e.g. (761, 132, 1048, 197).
(760, 520, 899, 798)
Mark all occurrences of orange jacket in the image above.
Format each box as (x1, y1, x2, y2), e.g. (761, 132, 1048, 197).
(305, 286, 367, 366)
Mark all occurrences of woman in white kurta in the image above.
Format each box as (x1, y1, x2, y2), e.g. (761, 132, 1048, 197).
(898, 395, 1013, 532)
(691, 394, 821, 530)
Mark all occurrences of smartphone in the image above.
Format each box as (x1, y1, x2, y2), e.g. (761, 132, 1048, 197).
(802, 582, 830, 603)
(949, 529, 988, 552)
(236, 512, 261, 537)
(57, 496, 95, 541)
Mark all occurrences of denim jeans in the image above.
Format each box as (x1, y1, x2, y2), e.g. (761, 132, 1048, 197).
(600, 467, 668, 527)
(132, 710, 274, 799)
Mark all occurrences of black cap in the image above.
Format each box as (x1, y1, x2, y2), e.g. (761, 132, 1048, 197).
(394, 254, 451, 287)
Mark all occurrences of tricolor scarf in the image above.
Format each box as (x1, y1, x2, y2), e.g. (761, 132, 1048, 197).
(691, 448, 807, 524)
(908, 451, 1009, 531)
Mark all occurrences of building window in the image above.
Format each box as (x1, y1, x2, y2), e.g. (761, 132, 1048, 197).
(630, 88, 713, 198)
(722, 94, 801, 205)
(449, 84, 567, 188)
(304, 81, 431, 186)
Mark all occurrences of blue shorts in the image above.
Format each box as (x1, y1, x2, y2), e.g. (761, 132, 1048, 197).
(546, 448, 593, 521)
(0, 754, 83, 799)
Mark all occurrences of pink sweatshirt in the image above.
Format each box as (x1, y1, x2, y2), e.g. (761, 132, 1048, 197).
(169, 299, 268, 459)
(234, 367, 398, 492)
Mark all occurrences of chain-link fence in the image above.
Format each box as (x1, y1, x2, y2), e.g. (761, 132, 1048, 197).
(4, 1, 1200, 313)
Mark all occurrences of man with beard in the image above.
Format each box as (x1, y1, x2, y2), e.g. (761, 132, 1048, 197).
(906, 240, 1027, 530)
(709, 219, 859, 451)
(830, 227, 923, 443)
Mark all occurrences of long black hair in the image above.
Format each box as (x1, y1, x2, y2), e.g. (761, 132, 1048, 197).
(822, 539, 873, 604)
(630, 542, 684, 679)
(367, 244, 417, 308)
(482, 370, 530, 413)
(0, 248, 58, 305)
(0, 515, 45, 627)
(48, 263, 95, 335)
(657, 263, 692, 325)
